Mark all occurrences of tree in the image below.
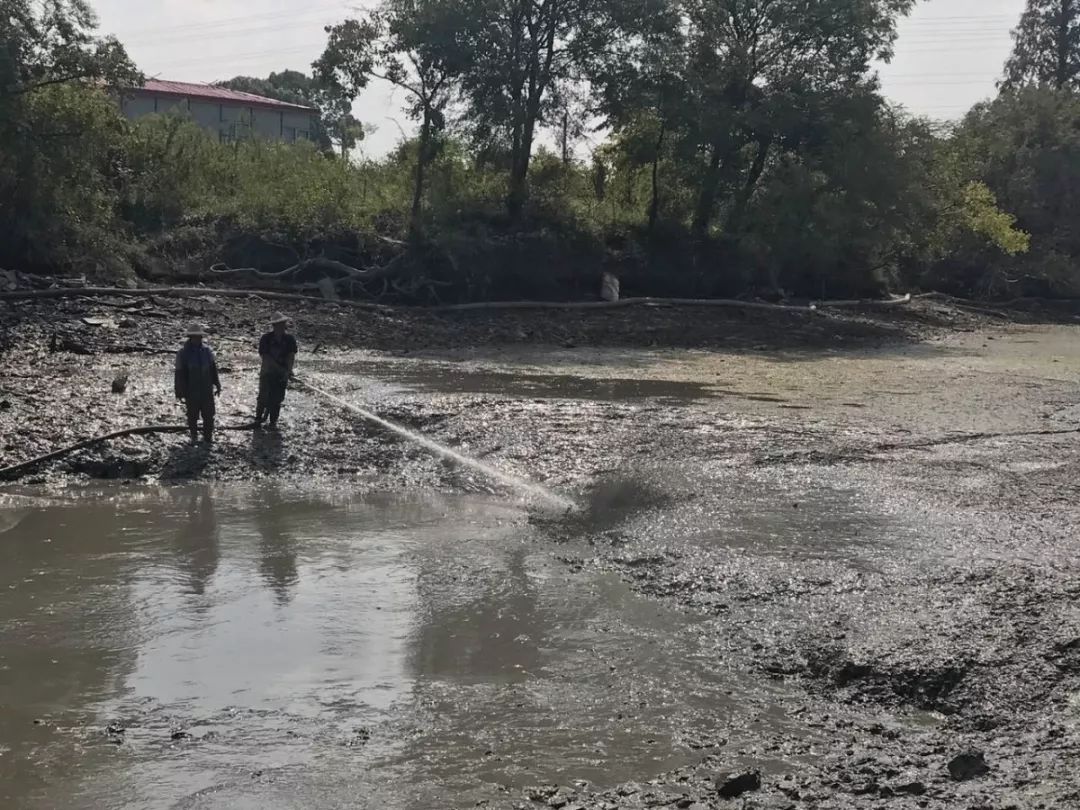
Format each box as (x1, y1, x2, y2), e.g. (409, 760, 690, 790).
(671, 0, 916, 240)
(0, 0, 138, 98)
(589, 0, 688, 231)
(218, 70, 366, 157)
(948, 86, 1080, 295)
(1003, 0, 1080, 90)
(0, 0, 139, 272)
(441, 0, 618, 220)
(315, 0, 455, 236)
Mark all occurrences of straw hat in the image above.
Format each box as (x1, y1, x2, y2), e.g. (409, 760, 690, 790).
(186, 323, 207, 337)
(270, 312, 289, 325)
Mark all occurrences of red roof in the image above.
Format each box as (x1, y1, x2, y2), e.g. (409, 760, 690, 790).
(131, 80, 316, 113)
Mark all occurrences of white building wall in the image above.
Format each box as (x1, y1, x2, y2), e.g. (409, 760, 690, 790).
(121, 94, 318, 145)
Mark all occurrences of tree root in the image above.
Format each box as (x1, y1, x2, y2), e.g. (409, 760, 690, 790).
(0, 423, 258, 481)
(208, 256, 400, 283)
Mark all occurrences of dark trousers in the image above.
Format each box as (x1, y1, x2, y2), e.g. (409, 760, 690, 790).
(256, 374, 288, 425)
(185, 397, 215, 442)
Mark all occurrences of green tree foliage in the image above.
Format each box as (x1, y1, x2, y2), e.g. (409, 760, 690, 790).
(439, 0, 619, 220)
(1004, 0, 1080, 90)
(0, 0, 139, 273)
(0, 0, 1050, 302)
(0, 0, 138, 97)
(668, 0, 918, 238)
(1, 84, 129, 271)
(949, 87, 1080, 295)
(316, 0, 456, 236)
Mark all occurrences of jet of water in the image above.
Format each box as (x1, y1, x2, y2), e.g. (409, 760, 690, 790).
(298, 377, 577, 513)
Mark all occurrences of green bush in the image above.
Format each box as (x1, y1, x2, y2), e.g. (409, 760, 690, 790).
(0, 85, 128, 274)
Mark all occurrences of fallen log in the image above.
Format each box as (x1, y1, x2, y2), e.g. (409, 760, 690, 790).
(0, 286, 914, 314)
(431, 294, 914, 314)
(0, 286, 392, 310)
(0, 423, 259, 481)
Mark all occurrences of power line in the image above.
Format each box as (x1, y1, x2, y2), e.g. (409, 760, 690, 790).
(137, 17, 345, 48)
(886, 79, 998, 86)
(113, 3, 350, 38)
(150, 43, 327, 73)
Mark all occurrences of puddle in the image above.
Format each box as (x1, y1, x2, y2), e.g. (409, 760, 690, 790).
(0, 486, 808, 809)
(312, 358, 715, 402)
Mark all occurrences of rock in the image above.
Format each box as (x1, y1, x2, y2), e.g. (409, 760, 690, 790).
(170, 729, 191, 741)
(317, 278, 339, 301)
(895, 781, 927, 795)
(119, 318, 138, 329)
(112, 373, 130, 394)
(947, 751, 989, 781)
(716, 771, 761, 799)
(524, 785, 559, 803)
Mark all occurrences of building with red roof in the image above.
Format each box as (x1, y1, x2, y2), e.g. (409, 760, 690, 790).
(120, 80, 319, 144)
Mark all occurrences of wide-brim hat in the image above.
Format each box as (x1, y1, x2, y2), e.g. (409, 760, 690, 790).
(270, 312, 289, 325)
(186, 324, 207, 337)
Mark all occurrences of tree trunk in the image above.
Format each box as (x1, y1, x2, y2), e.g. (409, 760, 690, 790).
(410, 109, 431, 239)
(692, 141, 724, 239)
(648, 120, 667, 233)
(508, 110, 537, 222)
(725, 135, 772, 235)
(561, 110, 570, 166)
(1058, 0, 1074, 89)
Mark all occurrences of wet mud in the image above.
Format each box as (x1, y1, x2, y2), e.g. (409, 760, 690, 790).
(2, 294, 1080, 808)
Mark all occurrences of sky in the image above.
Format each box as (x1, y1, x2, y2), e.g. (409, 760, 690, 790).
(91, 0, 1029, 158)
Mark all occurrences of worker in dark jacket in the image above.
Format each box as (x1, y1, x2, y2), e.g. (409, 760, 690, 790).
(175, 324, 221, 444)
(255, 313, 298, 430)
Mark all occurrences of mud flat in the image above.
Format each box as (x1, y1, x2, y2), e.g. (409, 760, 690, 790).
(2, 294, 1079, 808)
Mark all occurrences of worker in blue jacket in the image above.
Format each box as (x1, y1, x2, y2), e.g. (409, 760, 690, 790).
(175, 324, 221, 444)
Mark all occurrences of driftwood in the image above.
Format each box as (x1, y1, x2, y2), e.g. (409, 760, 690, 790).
(0, 423, 258, 481)
(208, 257, 397, 282)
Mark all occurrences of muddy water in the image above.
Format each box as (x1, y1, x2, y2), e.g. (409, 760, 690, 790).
(0, 487, 808, 809)
(333, 325, 1080, 432)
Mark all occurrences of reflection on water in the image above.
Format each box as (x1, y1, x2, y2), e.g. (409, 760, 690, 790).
(411, 547, 540, 683)
(175, 489, 220, 597)
(0, 485, 803, 810)
(313, 358, 716, 402)
(252, 485, 299, 605)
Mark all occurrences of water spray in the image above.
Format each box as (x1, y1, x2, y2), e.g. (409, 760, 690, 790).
(296, 376, 576, 513)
